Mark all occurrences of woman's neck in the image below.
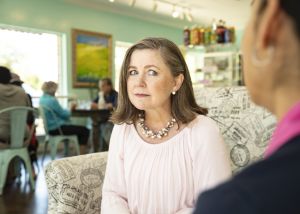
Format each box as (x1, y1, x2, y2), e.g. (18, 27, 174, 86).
(143, 108, 174, 131)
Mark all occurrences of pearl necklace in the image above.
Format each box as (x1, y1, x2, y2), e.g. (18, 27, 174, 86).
(138, 113, 176, 139)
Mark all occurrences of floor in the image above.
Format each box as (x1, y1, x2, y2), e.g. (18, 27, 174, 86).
(0, 155, 54, 214)
(0, 140, 100, 214)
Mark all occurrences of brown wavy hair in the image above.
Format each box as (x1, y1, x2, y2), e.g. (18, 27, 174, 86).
(111, 37, 207, 124)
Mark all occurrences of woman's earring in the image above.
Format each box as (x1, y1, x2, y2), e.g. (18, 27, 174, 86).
(172, 91, 176, 95)
(251, 45, 275, 67)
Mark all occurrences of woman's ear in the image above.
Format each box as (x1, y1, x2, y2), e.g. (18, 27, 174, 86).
(173, 74, 184, 92)
(256, 0, 281, 50)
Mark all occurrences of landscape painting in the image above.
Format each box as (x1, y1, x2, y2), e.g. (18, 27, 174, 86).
(72, 29, 112, 88)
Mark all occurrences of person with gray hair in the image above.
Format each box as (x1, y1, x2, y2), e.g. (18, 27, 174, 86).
(39, 81, 89, 154)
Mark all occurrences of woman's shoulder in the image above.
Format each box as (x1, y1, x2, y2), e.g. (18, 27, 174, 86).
(111, 122, 134, 136)
(187, 114, 219, 132)
(187, 115, 224, 155)
(40, 94, 56, 102)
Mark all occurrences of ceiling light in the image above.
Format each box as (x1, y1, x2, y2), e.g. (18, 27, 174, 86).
(185, 9, 193, 22)
(151, 0, 194, 22)
(172, 5, 179, 18)
(109, 0, 114, 2)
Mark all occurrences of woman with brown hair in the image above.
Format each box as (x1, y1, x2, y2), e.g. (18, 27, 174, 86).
(194, 0, 300, 213)
(101, 37, 231, 213)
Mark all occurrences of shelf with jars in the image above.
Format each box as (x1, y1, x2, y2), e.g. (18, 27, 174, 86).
(182, 20, 243, 87)
(183, 19, 236, 49)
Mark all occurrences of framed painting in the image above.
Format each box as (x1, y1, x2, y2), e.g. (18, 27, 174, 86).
(72, 29, 112, 88)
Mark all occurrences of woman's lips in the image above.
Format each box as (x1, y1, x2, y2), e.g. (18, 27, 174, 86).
(134, 93, 150, 98)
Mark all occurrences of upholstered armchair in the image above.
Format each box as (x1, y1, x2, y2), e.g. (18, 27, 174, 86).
(45, 152, 107, 214)
(45, 86, 277, 213)
(194, 86, 277, 172)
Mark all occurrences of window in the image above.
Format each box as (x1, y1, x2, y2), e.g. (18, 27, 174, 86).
(114, 41, 132, 91)
(0, 25, 65, 107)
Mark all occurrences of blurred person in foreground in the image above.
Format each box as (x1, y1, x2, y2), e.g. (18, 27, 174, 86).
(194, 0, 300, 213)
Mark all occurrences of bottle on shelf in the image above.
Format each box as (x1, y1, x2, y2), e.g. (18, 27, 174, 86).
(190, 25, 200, 46)
(183, 26, 190, 46)
(204, 27, 211, 45)
(216, 19, 225, 43)
(229, 27, 236, 43)
(210, 19, 217, 45)
(183, 20, 236, 47)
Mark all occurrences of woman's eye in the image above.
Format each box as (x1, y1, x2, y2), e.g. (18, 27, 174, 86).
(148, 69, 158, 76)
(129, 70, 138, 76)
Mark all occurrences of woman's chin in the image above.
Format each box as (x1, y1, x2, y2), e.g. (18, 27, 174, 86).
(134, 105, 146, 111)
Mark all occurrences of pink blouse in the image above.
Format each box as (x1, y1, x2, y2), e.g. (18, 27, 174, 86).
(265, 101, 300, 158)
(101, 115, 231, 214)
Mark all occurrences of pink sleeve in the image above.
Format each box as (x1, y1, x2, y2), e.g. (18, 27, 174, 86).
(192, 117, 232, 201)
(176, 117, 232, 213)
(101, 125, 131, 214)
(192, 117, 231, 197)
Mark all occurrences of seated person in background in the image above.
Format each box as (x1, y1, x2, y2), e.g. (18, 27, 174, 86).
(91, 78, 118, 150)
(0, 66, 31, 183)
(39, 81, 89, 155)
(0, 66, 30, 145)
(10, 72, 38, 178)
(91, 78, 118, 110)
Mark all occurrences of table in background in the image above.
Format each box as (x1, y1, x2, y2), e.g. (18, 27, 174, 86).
(72, 109, 111, 152)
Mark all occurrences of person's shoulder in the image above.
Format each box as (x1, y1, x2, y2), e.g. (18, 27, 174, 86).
(112, 122, 132, 135)
(195, 137, 300, 214)
(110, 123, 134, 150)
(3, 84, 26, 95)
(112, 90, 118, 96)
(39, 94, 56, 105)
(13, 85, 26, 93)
(194, 178, 255, 214)
(187, 114, 219, 133)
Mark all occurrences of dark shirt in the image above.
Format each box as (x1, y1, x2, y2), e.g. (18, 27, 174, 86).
(93, 90, 118, 108)
(193, 135, 300, 214)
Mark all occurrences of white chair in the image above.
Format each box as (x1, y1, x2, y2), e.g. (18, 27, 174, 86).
(0, 106, 36, 195)
(39, 105, 80, 162)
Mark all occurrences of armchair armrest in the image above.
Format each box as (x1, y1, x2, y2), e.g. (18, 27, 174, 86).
(45, 152, 108, 214)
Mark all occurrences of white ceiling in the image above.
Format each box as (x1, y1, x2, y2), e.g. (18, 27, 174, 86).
(64, 0, 252, 29)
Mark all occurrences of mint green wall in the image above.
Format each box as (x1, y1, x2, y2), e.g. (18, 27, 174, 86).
(0, 0, 182, 98)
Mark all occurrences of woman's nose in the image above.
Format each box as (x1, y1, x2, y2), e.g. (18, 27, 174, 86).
(136, 73, 146, 87)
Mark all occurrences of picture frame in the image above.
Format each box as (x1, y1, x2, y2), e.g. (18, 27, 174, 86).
(72, 28, 112, 88)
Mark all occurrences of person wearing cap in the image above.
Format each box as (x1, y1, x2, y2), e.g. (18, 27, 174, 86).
(10, 72, 38, 178)
(0, 66, 31, 145)
(0, 67, 32, 184)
